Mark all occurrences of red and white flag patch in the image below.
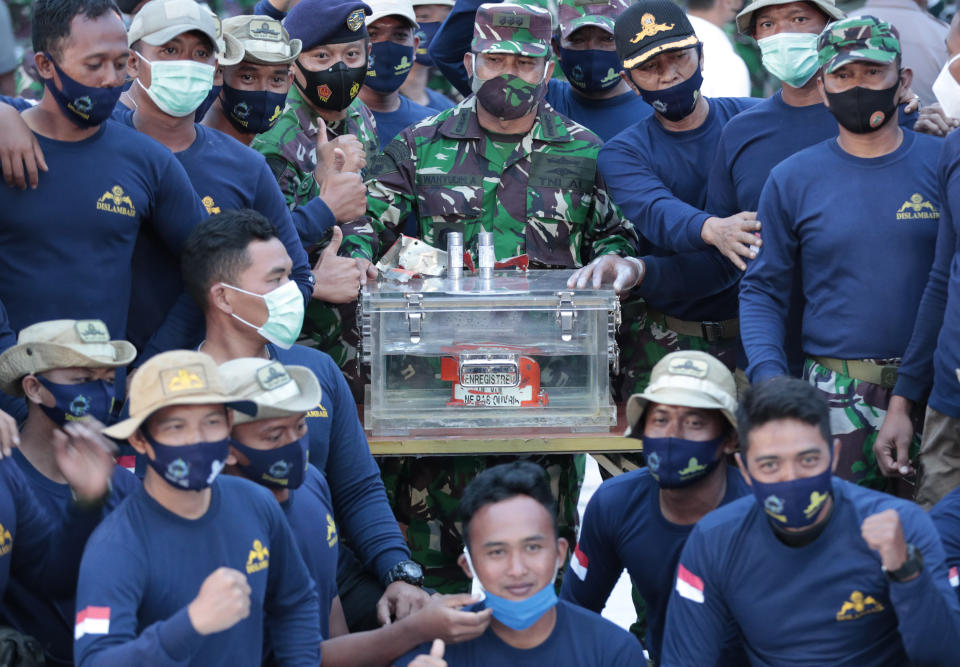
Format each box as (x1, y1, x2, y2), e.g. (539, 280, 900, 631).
(950, 566, 958, 589)
(676, 564, 704, 604)
(75, 606, 111, 639)
(570, 544, 589, 581)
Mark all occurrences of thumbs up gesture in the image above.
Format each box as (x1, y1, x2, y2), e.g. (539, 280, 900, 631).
(313, 117, 368, 222)
(409, 639, 447, 667)
(311, 226, 364, 303)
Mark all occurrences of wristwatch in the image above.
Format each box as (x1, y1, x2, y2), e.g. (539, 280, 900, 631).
(383, 559, 424, 587)
(886, 543, 924, 582)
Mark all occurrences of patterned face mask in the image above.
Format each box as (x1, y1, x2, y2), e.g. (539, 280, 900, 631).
(471, 58, 548, 120)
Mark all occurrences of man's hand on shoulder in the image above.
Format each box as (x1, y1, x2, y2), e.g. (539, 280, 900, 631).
(700, 212, 761, 271)
(0, 103, 47, 190)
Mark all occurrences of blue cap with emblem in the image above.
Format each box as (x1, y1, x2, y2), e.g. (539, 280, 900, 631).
(285, 0, 373, 51)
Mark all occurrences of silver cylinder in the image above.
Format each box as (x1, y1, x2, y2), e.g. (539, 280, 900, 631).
(477, 231, 495, 280)
(447, 232, 463, 280)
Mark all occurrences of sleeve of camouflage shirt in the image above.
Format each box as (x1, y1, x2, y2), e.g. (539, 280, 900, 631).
(587, 170, 639, 260)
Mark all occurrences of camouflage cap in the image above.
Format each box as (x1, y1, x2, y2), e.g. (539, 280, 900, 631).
(817, 15, 900, 74)
(223, 15, 302, 65)
(472, 3, 553, 58)
(558, 0, 630, 40)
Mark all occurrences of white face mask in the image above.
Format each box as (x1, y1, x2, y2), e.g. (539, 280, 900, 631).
(933, 53, 960, 120)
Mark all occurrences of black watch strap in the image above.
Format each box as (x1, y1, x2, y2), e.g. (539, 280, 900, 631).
(886, 543, 924, 582)
(383, 559, 424, 587)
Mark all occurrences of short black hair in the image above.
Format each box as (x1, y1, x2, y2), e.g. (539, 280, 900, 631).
(33, 0, 121, 60)
(459, 461, 558, 550)
(736, 377, 831, 453)
(686, 0, 716, 12)
(181, 209, 279, 310)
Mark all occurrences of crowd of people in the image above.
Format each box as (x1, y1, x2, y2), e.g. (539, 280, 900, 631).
(0, 0, 959, 663)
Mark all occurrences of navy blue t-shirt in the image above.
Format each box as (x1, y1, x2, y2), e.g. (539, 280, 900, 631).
(600, 97, 757, 322)
(895, 129, 960, 416)
(0, 120, 204, 340)
(422, 88, 455, 112)
(1, 452, 139, 666)
(561, 466, 749, 663)
(740, 131, 942, 382)
(0, 95, 33, 111)
(111, 110, 315, 356)
(371, 96, 436, 150)
(393, 600, 645, 666)
(661, 478, 960, 666)
(74, 477, 320, 666)
(929, 484, 960, 601)
(270, 343, 409, 581)
(546, 79, 653, 143)
(281, 465, 339, 639)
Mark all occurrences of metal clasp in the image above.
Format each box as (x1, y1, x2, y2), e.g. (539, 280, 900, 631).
(556, 291, 576, 342)
(405, 293, 424, 343)
(701, 321, 724, 343)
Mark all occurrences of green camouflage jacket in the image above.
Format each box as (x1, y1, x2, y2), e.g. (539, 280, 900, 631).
(352, 96, 637, 265)
(251, 84, 380, 221)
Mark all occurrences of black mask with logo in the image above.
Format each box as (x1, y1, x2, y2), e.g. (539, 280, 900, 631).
(824, 77, 900, 134)
(294, 59, 366, 112)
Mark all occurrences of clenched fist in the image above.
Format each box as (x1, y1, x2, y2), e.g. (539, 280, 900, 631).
(188, 567, 252, 635)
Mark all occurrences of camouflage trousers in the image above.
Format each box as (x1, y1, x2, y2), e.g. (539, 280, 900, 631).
(378, 453, 584, 594)
(602, 299, 738, 479)
(300, 299, 367, 403)
(803, 358, 922, 495)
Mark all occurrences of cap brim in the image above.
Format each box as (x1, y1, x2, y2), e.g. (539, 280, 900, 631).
(219, 32, 246, 66)
(560, 15, 614, 40)
(138, 23, 221, 50)
(244, 38, 303, 65)
(622, 34, 698, 69)
(823, 51, 896, 74)
(102, 395, 257, 441)
(736, 0, 845, 34)
(231, 366, 322, 424)
(0, 340, 138, 396)
(367, 7, 418, 28)
(625, 389, 737, 436)
(476, 41, 549, 57)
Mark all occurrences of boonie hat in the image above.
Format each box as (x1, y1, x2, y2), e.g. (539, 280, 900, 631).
(614, 0, 698, 70)
(128, 0, 244, 63)
(817, 15, 900, 74)
(223, 15, 302, 65)
(471, 3, 553, 58)
(366, 0, 418, 29)
(558, 0, 630, 40)
(736, 0, 845, 35)
(219, 358, 322, 425)
(102, 350, 256, 440)
(0, 320, 136, 396)
(625, 350, 737, 435)
(285, 0, 372, 51)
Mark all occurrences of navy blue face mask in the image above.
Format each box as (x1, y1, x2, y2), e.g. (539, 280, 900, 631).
(36, 376, 115, 426)
(749, 463, 833, 529)
(230, 435, 308, 490)
(415, 22, 442, 66)
(636, 60, 703, 121)
(643, 435, 725, 488)
(142, 429, 230, 491)
(558, 47, 622, 94)
(193, 84, 222, 122)
(366, 41, 415, 93)
(220, 84, 288, 135)
(43, 56, 124, 128)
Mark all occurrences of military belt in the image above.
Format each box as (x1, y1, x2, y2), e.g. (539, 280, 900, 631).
(645, 307, 739, 343)
(811, 356, 900, 390)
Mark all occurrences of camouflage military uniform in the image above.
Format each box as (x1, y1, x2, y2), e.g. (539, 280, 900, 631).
(252, 85, 380, 399)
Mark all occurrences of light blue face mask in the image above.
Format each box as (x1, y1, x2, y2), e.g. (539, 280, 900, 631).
(136, 52, 215, 117)
(757, 32, 820, 89)
(463, 548, 559, 630)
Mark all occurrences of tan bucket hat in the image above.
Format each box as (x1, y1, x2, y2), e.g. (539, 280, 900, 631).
(625, 350, 737, 435)
(736, 0, 845, 35)
(219, 358, 322, 425)
(102, 350, 256, 440)
(0, 320, 136, 396)
(223, 15, 302, 65)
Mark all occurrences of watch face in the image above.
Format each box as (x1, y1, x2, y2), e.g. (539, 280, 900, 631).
(403, 562, 423, 577)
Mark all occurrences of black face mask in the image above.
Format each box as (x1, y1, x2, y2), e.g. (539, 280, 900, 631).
(824, 78, 900, 134)
(294, 59, 366, 112)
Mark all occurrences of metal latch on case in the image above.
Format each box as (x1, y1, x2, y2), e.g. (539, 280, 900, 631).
(405, 293, 424, 343)
(556, 291, 576, 342)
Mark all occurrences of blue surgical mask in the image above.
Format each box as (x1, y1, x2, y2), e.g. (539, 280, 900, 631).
(220, 84, 288, 134)
(636, 58, 703, 121)
(757, 32, 820, 89)
(231, 435, 308, 490)
(415, 22, 442, 66)
(558, 47, 621, 94)
(194, 84, 222, 122)
(366, 41, 415, 93)
(36, 376, 115, 426)
(749, 466, 833, 529)
(643, 435, 725, 488)
(142, 429, 229, 491)
(43, 56, 124, 128)
(463, 548, 559, 630)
